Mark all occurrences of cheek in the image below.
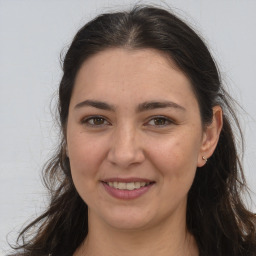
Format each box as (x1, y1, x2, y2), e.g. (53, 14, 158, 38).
(67, 137, 106, 206)
(66, 129, 109, 196)
(146, 133, 200, 182)
(67, 129, 107, 170)
(69, 142, 100, 174)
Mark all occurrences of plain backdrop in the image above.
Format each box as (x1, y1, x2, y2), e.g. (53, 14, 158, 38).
(1, 0, 256, 254)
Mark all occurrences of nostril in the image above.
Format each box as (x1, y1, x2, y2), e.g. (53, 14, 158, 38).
(107, 145, 145, 168)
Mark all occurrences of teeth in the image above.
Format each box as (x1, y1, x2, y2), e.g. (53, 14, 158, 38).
(118, 182, 126, 189)
(135, 182, 141, 189)
(106, 181, 150, 190)
(126, 182, 135, 190)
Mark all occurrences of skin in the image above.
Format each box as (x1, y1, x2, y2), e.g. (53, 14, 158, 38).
(66, 48, 222, 256)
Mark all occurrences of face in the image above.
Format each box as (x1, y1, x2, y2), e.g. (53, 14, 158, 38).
(66, 48, 207, 231)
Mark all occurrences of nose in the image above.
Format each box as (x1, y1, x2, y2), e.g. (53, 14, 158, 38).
(107, 125, 145, 169)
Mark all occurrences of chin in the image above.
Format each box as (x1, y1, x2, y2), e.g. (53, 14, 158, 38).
(108, 217, 151, 231)
(97, 207, 154, 231)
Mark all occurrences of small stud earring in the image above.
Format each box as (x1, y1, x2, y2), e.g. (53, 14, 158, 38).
(202, 156, 207, 162)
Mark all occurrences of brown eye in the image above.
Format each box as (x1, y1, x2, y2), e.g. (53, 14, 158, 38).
(82, 116, 110, 127)
(147, 116, 173, 127)
(153, 118, 167, 125)
(91, 117, 105, 125)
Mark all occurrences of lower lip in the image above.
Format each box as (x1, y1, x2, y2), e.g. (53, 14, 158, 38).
(102, 182, 154, 200)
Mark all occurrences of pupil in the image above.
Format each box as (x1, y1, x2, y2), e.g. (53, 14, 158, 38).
(94, 118, 104, 125)
(154, 118, 165, 125)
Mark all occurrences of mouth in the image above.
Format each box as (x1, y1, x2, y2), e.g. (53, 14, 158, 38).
(101, 179, 155, 200)
(103, 181, 154, 191)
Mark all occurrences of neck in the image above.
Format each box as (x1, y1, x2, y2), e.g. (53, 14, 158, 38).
(74, 210, 198, 256)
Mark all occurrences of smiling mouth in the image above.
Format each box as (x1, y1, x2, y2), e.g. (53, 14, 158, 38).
(101, 179, 155, 199)
(104, 181, 153, 191)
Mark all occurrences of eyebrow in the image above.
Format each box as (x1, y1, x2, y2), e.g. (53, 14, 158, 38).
(137, 101, 186, 112)
(74, 99, 186, 112)
(75, 100, 115, 111)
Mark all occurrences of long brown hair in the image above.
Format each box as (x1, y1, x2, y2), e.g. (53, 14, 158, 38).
(10, 5, 256, 256)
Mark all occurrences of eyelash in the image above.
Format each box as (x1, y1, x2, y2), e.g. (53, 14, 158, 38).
(81, 115, 175, 128)
(81, 115, 111, 127)
(145, 116, 174, 127)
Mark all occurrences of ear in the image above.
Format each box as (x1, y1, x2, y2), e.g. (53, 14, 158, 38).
(197, 105, 223, 167)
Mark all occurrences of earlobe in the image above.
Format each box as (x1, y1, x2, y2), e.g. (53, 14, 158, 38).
(197, 105, 223, 167)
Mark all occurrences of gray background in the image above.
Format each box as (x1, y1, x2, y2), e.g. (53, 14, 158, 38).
(1, 0, 255, 254)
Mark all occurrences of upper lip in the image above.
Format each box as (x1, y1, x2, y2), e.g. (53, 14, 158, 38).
(101, 177, 155, 183)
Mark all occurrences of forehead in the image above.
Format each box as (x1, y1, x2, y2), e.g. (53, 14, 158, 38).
(76, 48, 181, 81)
(71, 48, 198, 110)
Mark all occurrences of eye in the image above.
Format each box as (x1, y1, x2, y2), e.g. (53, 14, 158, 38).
(81, 116, 110, 127)
(146, 116, 173, 127)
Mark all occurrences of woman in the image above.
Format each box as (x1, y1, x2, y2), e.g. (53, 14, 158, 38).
(10, 5, 256, 256)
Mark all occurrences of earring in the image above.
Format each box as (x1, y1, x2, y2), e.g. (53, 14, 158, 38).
(202, 156, 207, 163)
